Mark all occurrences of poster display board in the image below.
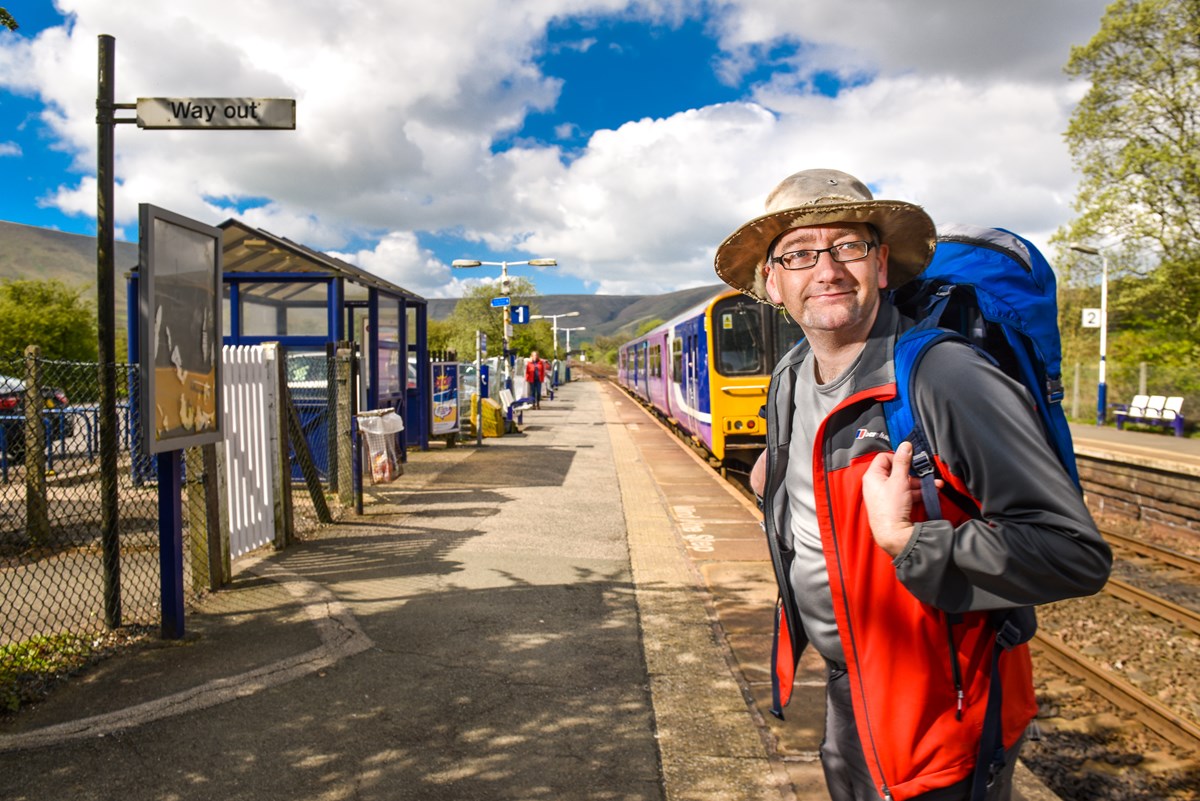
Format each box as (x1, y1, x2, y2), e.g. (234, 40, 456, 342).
(138, 204, 224, 453)
(431, 362, 460, 435)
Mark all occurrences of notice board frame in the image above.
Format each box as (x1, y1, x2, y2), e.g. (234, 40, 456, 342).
(138, 203, 224, 453)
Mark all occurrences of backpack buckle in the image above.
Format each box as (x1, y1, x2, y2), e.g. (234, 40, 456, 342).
(1046, 376, 1064, 404)
(910, 449, 935, 478)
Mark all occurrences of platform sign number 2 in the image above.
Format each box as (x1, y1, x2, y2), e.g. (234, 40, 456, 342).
(1081, 308, 1102, 329)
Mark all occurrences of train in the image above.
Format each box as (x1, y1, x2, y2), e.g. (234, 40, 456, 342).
(616, 288, 804, 471)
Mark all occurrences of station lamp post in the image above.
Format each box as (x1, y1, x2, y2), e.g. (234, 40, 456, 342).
(451, 257, 557, 391)
(529, 310, 580, 360)
(1069, 243, 1109, 426)
(561, 325, 586, 380)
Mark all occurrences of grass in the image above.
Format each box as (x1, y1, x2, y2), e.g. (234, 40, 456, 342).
(0, 627, 152, 713)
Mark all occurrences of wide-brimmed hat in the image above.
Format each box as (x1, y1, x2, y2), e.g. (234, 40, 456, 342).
(714, 168, 936, 305)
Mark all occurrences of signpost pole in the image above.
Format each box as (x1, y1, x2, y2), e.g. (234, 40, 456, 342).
(96, 34, 121, 629)
(476, 330, 484, 447)
(157, 449, 184, 639)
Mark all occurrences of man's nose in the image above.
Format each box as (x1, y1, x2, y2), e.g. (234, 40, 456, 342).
(811, 249, 846, 278)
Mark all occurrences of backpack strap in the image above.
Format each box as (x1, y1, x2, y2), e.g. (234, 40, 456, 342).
(882, 323, 962, 522)
(883, 320, 1037, 801)
(971, 607, 1037, 800)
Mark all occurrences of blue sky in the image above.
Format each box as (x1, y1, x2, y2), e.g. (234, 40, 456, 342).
(1, 1, 1111, 298)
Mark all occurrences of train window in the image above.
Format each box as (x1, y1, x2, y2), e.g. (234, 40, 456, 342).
(774, 309, 805, 362)
(650, 345, 662, 377)
(671, 337, 682, 383)
(713, 297, 764, 375)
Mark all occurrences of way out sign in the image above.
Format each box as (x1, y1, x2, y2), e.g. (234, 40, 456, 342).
(136, 98, 296, 129)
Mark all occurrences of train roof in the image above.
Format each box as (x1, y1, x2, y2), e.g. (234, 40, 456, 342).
(622, 287, 750, 347)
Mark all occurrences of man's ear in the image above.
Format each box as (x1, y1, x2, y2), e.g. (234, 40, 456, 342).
(764, 265, 783, 306)
(876, 243, 890, 290)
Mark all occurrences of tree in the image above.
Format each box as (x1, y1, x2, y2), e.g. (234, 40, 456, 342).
(0, 279, 97, 361)
(442, 276, 555, 361)
(0, 9, 17, 31)
(1053, 0, 1200, 405)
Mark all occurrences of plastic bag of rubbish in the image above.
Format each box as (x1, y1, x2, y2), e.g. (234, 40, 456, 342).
(357, 409, 404, 483)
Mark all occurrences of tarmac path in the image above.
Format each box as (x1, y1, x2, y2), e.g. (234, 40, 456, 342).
(0, 376, 788, 801)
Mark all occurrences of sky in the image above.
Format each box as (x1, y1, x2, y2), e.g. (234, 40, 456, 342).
(0, 0, 1112, 299)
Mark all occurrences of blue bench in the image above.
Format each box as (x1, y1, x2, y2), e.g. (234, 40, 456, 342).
(1113, 394, 1185, 437)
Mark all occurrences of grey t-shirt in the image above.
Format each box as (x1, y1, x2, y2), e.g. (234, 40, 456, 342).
(785, 351, 862, 664)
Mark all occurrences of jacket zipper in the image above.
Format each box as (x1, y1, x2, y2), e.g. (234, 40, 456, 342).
(945, 612, 965, 719)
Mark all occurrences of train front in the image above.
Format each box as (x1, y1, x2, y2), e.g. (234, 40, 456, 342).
(705, 291, 804, 475)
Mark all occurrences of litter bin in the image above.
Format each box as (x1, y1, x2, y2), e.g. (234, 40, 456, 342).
(357, 408, 405, 483)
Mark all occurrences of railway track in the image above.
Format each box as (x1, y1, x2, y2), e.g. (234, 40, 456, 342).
(1032, 631, 1200, 754)
(1103, 527, 1200, 574)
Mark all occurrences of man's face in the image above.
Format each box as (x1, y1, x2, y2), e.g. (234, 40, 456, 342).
(764, 223, 889, 339)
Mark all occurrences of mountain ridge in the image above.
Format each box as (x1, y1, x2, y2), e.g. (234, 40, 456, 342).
(0, 220, 726, 341)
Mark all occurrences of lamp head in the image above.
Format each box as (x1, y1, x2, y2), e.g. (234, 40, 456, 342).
(526, 258, 557, 267)
(452, 259, 482, 268)
(1069, 244, 1100, 256)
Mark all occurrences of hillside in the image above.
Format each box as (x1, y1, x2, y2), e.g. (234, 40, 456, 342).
(426, 283, 727, 340)
(0, 219, 728, 343)
(0, 220, 138, 329)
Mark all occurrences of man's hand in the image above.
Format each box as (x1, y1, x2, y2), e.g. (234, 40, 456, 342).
(862, 441, 924, 557)
(750, 449, 767, 498)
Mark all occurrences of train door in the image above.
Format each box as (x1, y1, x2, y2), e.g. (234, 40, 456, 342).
(637, 341, 647, 398)
(680, 319, 706, 434)
(685, 331, 699, 427)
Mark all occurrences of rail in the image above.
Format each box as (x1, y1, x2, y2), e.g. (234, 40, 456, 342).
(1032, 631, 1200, 754)
(1102, 528, 1200, 575)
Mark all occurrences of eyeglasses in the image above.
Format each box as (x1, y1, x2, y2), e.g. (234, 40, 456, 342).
(769, 240, 876, 271)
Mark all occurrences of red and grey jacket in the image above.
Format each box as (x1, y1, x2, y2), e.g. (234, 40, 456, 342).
(760, 302, 1110, 801)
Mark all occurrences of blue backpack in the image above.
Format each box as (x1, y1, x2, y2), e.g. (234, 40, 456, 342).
(884, 223, 1080, 507)
(882, 223, 1079, 800)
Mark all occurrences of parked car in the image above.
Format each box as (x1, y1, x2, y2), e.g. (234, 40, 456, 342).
(0, 374, 73, 458)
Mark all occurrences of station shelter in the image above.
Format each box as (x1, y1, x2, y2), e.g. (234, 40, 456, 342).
(127, 218, 430, 481)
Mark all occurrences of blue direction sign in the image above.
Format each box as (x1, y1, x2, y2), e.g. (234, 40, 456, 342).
(511, 305, 530, 324)
(490, 296, 511, 308)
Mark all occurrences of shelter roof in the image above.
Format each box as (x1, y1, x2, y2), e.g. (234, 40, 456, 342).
(219, 218, 425, 304)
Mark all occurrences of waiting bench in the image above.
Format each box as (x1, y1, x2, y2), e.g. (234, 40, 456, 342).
(499, 388, 534, 426)
(1113, 394, 1185, 437)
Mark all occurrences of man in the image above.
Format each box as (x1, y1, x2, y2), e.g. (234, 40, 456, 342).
(714, 169, 1111, 801)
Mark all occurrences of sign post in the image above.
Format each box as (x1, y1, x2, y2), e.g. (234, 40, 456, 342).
(97, 35, 295, 638)
(475, 330, 486, 447)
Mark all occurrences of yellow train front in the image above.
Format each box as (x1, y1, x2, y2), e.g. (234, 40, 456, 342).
(618, 289, 804, 475)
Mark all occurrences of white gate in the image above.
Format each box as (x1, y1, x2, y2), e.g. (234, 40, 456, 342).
(222, 345, 277, 558)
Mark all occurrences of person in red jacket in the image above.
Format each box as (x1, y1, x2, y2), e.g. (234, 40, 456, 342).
(524, 351, 545, 409)
(715, 169, 1111, 801)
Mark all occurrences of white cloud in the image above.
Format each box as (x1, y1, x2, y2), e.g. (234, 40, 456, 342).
(710, 0, 1108, 84)
(0, 0, 1112, 296)
(0, 141, 20, 156)
(327, 231, 468, 299)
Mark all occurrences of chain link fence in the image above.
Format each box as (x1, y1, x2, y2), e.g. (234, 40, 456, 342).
(1, 350, 246, 709)
(2, 341, 410, 709)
